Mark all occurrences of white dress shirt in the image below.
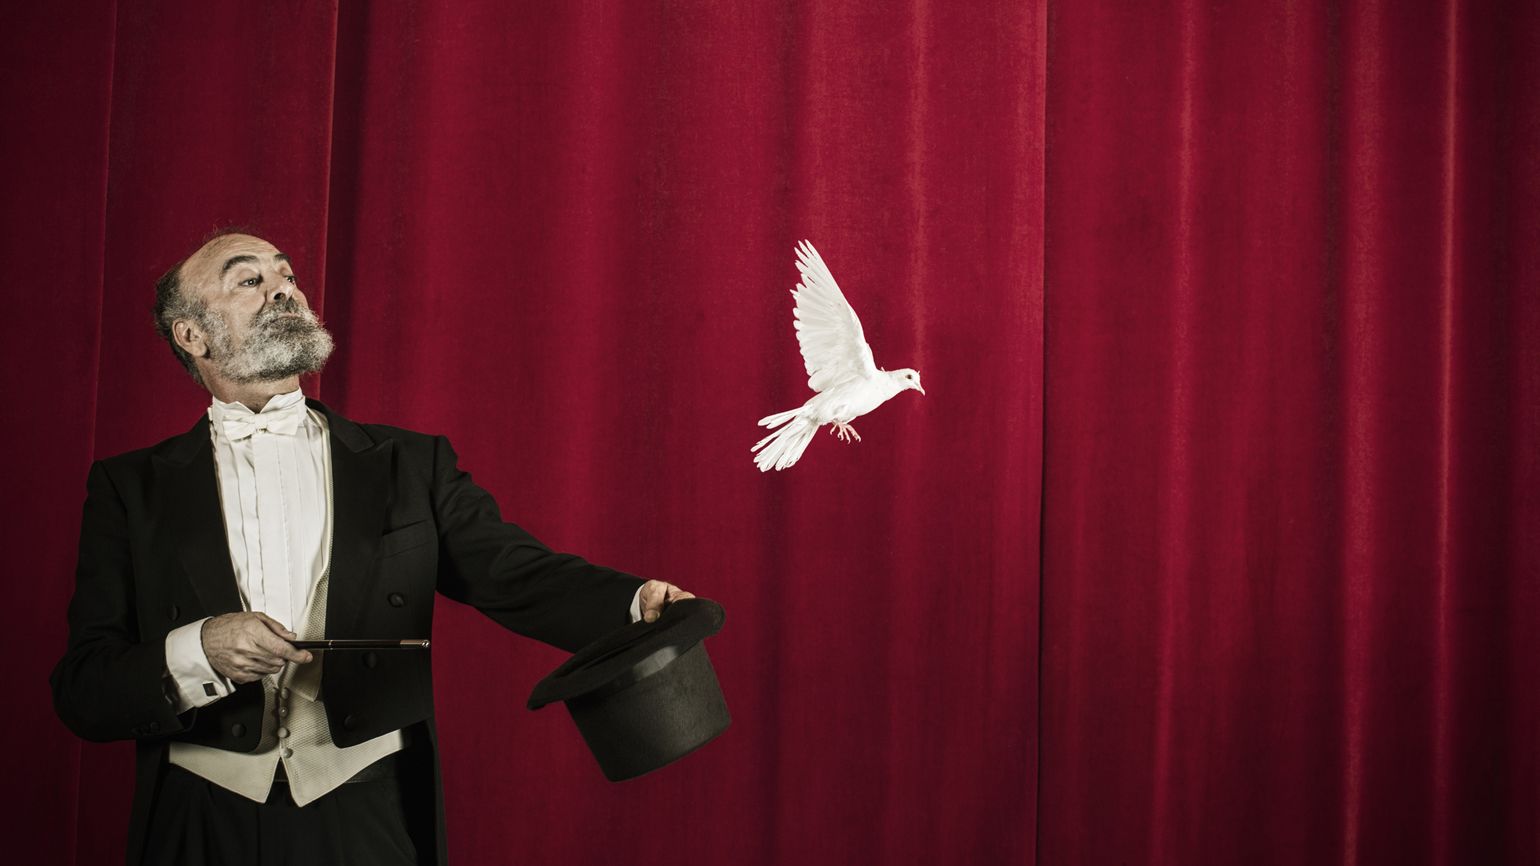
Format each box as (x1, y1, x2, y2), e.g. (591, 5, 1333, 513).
(163, 389, 331, 709)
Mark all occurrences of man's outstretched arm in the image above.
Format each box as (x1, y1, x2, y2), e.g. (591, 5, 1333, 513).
(428, 435, 689, 651)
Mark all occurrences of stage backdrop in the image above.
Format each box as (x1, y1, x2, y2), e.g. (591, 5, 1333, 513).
(0, 1, 1534, 865)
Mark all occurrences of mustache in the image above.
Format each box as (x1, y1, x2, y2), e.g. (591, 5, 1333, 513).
(251, 297, 320, 329)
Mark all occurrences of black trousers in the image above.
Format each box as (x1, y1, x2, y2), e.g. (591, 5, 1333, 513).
(142, 764, 424, 866)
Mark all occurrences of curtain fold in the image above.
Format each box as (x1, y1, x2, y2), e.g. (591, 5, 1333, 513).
(0, 5, 118, 866)
(1042, 1, 1539, 864)
(2, 2, 1534, 865)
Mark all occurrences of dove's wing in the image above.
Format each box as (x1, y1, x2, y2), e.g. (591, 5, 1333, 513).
(792, 240, 878, 393)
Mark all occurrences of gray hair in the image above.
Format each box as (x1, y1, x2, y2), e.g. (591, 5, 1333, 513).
(152, 259, 209, 384)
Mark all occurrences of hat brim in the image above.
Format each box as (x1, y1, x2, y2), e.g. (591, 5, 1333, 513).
(527, 597, 725, 710)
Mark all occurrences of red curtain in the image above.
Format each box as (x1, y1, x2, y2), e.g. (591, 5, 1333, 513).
(1043, 2, 1539, 863)
(2, 1, 1534, 865)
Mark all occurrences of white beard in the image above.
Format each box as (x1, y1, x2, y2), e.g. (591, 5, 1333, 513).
(203, 302, 335, 384)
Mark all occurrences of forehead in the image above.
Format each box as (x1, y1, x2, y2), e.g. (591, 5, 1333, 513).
(180, 234, 289, 294)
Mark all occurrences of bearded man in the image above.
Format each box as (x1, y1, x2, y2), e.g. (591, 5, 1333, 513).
(51, 231, 693, 865)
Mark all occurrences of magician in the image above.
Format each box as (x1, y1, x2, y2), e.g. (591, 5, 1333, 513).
(50, 231, 695, 865)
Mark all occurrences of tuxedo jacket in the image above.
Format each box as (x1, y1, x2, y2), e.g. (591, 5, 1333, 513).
(50, 399, 645, 865)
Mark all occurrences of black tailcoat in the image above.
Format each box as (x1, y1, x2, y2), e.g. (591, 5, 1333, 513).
(51, 400, 644, 865)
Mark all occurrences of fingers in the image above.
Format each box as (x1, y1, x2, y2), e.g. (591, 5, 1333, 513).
(228, 660, 281, 684)
(254, 611, 297, 640)
(252, 613, 313, 664)
(640, 580, 696, 623)
(247, 612, 311, 664)
(640, 580, 668, 622)
(203, 612, 313, 681)
(253, 630, 313, 666)
(223, 653, 283, 683)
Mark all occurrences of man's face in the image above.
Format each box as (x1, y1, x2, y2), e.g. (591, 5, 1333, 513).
(175, 234, 334, 384)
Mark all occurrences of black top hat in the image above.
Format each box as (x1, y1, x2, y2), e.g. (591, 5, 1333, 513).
(528, 597, 729, 781)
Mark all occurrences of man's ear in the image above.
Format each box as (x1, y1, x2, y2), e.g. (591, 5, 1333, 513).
(173, 319, 208, 360)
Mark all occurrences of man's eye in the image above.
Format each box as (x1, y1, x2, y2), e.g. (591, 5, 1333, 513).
(285, 274, 298, 284)
(240, 277, 260, 287)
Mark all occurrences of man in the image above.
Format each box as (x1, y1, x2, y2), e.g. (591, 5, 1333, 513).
(51, 231, 693, 865)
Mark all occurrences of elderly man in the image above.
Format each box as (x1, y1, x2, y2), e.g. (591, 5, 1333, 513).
(51, 231, 692, 865)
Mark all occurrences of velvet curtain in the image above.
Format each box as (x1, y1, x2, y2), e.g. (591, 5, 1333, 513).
(1043, 2, 1539, 864)
(2, 1, 1534, 865)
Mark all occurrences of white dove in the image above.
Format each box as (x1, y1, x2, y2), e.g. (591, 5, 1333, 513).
(752, 240, 925, 472)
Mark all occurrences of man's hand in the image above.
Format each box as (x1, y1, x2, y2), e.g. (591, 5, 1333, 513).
(201, 612, 313, 684)
(638, 580, 696, 623)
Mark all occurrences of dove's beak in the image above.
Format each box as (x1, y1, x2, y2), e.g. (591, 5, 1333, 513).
(917, 385, 926, 396)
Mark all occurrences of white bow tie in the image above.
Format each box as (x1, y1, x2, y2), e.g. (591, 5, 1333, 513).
(220, 402, 307, 441)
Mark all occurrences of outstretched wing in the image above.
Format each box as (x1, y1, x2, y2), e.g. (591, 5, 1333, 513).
(791, 240, 878, 393)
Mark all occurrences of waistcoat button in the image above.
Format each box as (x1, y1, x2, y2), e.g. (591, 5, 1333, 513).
(343, 714, 358, 730)
(364, 652, 378, 669)
(167, 605, 179, 621)
(388, 593, 406, 607)
(231, 723, 246, 738)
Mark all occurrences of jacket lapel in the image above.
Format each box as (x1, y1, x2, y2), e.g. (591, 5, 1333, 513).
(154, 416, 245, 617)
(312, 399, 394, 638)
(154, 400, 395, 631)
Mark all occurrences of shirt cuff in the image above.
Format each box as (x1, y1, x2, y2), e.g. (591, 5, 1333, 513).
(629, 586, 644, 624)
(164, 617, 233, 713)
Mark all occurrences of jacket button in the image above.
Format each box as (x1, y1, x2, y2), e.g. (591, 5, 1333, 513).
(364, 652, 378, 669)
(388, 593, 406, 607)
(343, 714, 358, 730)
(148, 721, 160, 734)
(167, 604, 179, 621)
(231, 723, 246, 738)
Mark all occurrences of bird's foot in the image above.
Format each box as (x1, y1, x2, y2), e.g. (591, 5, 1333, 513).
(830, 422, 862, 443)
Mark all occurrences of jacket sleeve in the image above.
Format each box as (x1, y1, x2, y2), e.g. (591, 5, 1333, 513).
(50, 461, 190, 742)
(428, 436, 645, 652)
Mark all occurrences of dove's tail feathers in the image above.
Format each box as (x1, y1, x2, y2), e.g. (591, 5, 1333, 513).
(751, 416, 818, 472)
(756, 407, 800, 429)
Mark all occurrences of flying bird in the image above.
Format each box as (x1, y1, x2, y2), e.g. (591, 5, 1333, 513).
(752, 240, 925, 472)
